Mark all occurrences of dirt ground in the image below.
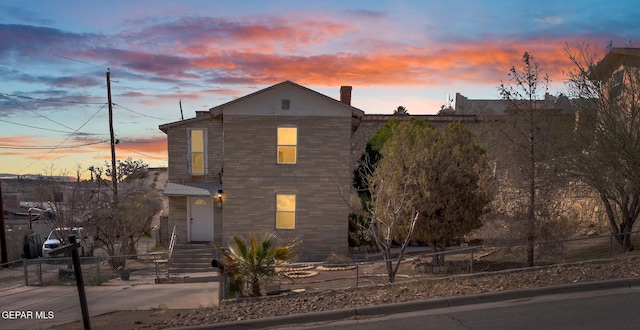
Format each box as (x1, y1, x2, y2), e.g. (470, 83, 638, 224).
(50, 255, 640, 329)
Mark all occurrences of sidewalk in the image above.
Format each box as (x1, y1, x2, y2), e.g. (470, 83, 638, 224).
(175, 277, 640, 330)
(0, 278, 219, 330)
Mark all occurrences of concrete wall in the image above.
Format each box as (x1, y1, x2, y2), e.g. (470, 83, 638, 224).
(1, 228, 31, 262)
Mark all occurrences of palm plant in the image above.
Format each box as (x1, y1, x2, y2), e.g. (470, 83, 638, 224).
(215, 233, 299, 296)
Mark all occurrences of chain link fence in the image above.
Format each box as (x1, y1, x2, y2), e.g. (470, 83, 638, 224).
(0, 227, 167, 289)
(221, 231, 640, 299)
(3, 231, 638, 296)
(1, 253, 169, 289)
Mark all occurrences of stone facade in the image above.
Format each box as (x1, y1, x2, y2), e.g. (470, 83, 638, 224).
(222, 115, 352, 261)
(160, 81, 362, 261)
(164, 112, 224, 183)
(159, 77, 615, 260)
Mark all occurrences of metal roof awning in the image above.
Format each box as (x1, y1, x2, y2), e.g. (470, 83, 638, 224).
(163, 182, 221, 197)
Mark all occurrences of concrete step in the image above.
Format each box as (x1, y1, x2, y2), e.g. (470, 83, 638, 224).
(157, 274, 220, 284)
(172, 257, 211, 263)
(167, 243, 219, 280)
(169, 267, 215, 274)
(171, 261, 211, 267)
(172, 250, 213, 255)
(173, 243, 214, 250)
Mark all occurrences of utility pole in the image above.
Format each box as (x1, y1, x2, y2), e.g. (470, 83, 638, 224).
(106, 69, 118, 205)
(179, 99, 184, 120)
(0, 180, 8, 266)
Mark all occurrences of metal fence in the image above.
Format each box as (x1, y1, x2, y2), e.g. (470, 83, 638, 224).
(221, 231, 640, 299)
(0, 253, 169, 289)
(2, 231, 637, 296)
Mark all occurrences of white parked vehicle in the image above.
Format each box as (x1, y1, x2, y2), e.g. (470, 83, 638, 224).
(42, 227, 94, 257)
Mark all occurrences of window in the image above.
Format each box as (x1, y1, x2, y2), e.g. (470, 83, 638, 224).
(282, 99, 290, 110)
(277, 127, 297, 164)
(276, 194, 296, 229)
(612, 70, 624, 98)
(189, 128, 206, 175)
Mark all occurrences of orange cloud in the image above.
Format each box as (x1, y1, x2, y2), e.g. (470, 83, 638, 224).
(166, 17, 354, 56)
(185, 35, 590, 90)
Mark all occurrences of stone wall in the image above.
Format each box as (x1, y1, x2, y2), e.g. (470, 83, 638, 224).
(164, 115, 224, 182)
(351, 113, 605, 237)
(222, 115, 352, 261)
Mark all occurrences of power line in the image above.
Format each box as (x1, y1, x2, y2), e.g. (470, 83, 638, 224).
(1, 94, 83, 132)
(0, 140, 107, 150)
(113, 103, 173, 121)
(0, 118, 90, 135)
(16, 104, 107, 173)
(119, 138, 162, 144)
(117, 145, 168, 161)
(0, 92, 105, 105)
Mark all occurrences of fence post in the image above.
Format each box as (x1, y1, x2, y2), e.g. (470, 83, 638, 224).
(221, 266, 228, 301)
(37, 260, 42, 286)
(469, 249, 474, 274)
(355, 263, 359, 288)
(154, 254, 159, 280)
(23, 259, 28, 286)
(96, 257, 101, 284)
(608, 234, 613, 259)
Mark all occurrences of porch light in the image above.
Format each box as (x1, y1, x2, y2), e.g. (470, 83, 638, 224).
(216, 190, 223, 207)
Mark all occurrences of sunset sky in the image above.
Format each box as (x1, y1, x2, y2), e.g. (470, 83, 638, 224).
(1, 0, 638, 178)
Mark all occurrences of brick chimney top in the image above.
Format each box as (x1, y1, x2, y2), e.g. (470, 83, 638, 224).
(340, 86, 352, 105)
(196, 111, 209, 118)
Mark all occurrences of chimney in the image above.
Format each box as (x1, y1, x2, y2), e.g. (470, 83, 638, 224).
(340, 86, 352, 105)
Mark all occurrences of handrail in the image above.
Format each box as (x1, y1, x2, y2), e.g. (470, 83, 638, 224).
(168, 225, 177, 260)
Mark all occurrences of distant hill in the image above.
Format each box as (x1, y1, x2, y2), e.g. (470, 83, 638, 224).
(0, 173, 74, 181)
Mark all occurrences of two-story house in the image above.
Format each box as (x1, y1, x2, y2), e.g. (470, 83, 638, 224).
(159, 81, 364, 261)
(589, 47, 640, 99)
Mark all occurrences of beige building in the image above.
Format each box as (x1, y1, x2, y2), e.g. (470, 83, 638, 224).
(159, 81, 364, 261)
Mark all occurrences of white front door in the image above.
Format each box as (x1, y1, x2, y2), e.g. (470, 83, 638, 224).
(188, 197, 214, 242)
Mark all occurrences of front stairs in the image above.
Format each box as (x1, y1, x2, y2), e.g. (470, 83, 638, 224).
(163, 243, 220, 283)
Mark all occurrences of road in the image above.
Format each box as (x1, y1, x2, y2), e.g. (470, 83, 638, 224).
(284, 287, 640, 330)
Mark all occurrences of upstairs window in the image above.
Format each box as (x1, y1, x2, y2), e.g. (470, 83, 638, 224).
(189, 128, 206, 175)
(277, 127, 297, 164)
(276, 194, 296, 229)
(612, 70, 624, 98)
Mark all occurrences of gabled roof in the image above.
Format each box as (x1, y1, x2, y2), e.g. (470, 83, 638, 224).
(158, 111, 212, 133)
(590, 48, 640, 81)
(209, 80, 363, 114)
(159, 81, 365, 133)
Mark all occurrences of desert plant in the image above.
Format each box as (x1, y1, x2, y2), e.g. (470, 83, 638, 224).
(214, 233, 299, 296)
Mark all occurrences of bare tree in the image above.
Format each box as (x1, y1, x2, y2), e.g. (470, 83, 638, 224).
(496, 52, 571, 266)
(366, 131, 419, 283)
(89, 159, 161, 268)
(32, 166, 93, 230)
(564, 43, 640, 251)
(31, 166, 95, 266)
